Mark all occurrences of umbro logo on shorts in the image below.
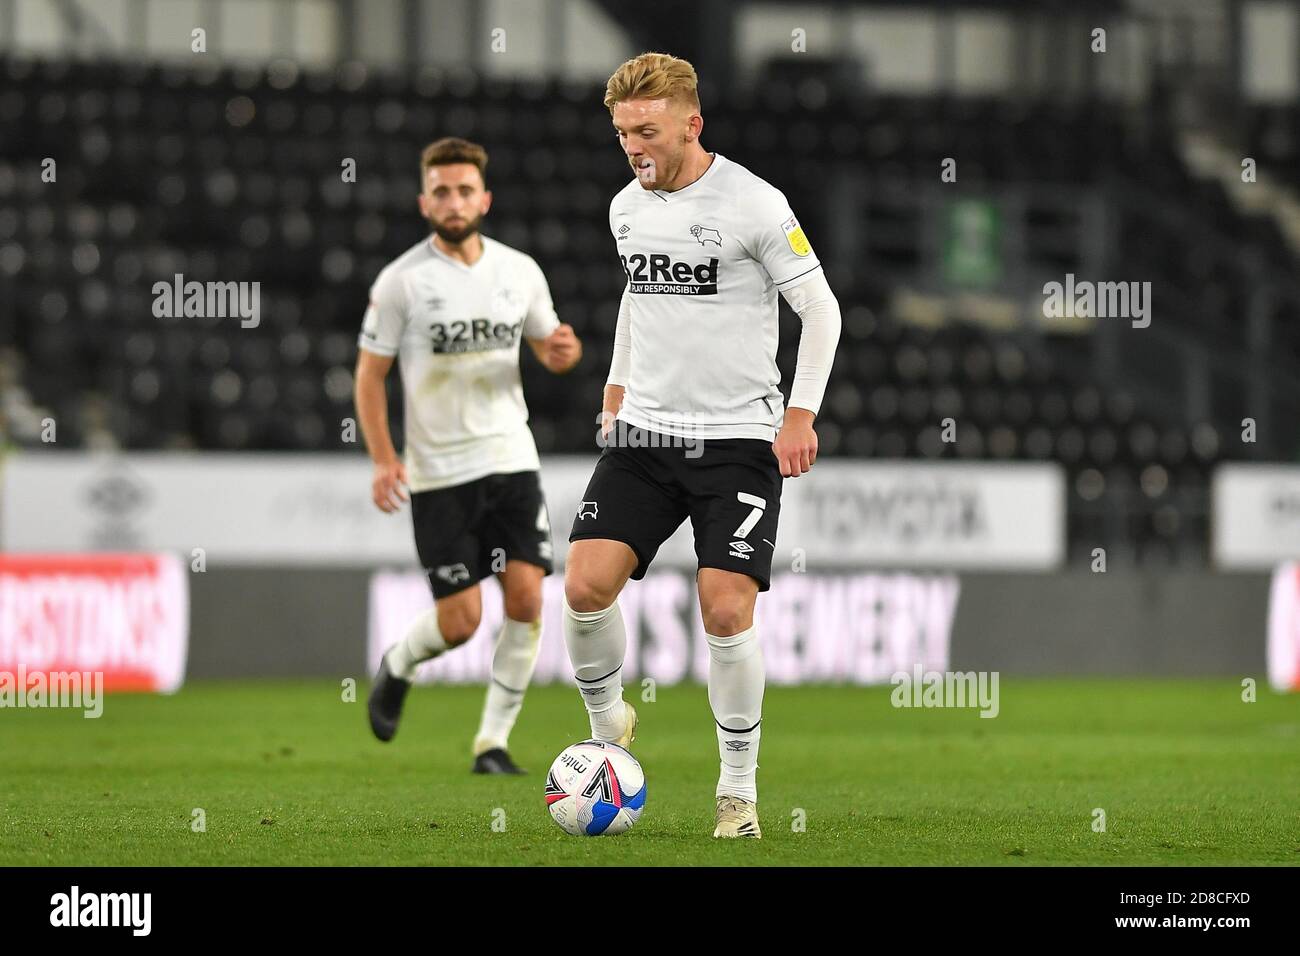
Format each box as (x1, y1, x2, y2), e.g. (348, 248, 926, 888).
(729, 540, 754, 559)
(435, 562, 471, 584)
(577, 500, 599, 520)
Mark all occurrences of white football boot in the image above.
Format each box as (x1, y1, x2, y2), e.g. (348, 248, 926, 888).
(713, 795, 761, 839)
(612, 701, 638, 749)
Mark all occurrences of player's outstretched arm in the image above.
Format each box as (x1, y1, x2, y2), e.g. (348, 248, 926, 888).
(354, 349, 409, 513)
(773, 273, 842, 478)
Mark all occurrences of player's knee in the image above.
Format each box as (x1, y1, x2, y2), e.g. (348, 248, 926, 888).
(701, 596, 753, 637)
(438, 608, 480, 645)
(564, 573, 618, 614)
(442, 624, 478, 646)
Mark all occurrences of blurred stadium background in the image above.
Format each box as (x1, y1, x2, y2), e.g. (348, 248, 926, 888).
(0, 0, 1298, 690)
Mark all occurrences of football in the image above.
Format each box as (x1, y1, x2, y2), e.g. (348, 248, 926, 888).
(544, 740, 647, 836)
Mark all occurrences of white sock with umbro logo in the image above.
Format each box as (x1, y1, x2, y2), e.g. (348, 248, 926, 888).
(707, 623, 764, 803)
(562, 597, 629, 741)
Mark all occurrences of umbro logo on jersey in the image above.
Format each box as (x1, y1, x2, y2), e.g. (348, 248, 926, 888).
(577, 500, 599, 520)
(617, 224, 630, 240)
(435, 562, 471, 584)
(690, 224, 722, 246)
(620, 253, 718, 296)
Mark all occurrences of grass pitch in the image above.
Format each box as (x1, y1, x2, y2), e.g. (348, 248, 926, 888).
(1, 679, 1297, 866)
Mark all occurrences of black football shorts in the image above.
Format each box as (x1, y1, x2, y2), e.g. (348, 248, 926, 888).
(411, 469, 554, 599)
(567, 426, 783, 591)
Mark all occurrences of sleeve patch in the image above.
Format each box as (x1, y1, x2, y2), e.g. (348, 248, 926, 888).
(781, 215, 811, 257)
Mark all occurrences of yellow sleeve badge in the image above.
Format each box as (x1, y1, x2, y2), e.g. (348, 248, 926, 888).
(781, 215, 811, 257)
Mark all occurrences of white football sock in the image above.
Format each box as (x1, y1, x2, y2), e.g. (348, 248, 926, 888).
(473, 616, 542, 755)
(562, 596, 627, 742)
(707, 623, 764, 803)
(384, 607, 449, 681)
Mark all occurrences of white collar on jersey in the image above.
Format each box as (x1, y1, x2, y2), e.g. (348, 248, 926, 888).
(426, 233, 492, 270)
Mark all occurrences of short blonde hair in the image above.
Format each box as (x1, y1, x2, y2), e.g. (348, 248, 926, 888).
(604, 52, 700, 113)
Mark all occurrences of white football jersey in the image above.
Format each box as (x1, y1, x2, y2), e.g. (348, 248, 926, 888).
(358, 235, 560, 492)
(609, 153, 823, 442)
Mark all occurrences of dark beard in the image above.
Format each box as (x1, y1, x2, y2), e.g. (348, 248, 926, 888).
(430, 214, 482, 245)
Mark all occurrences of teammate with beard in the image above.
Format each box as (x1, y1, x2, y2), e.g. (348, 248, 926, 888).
(356, 137, 582, 774)
(561, 54, 842, 837)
